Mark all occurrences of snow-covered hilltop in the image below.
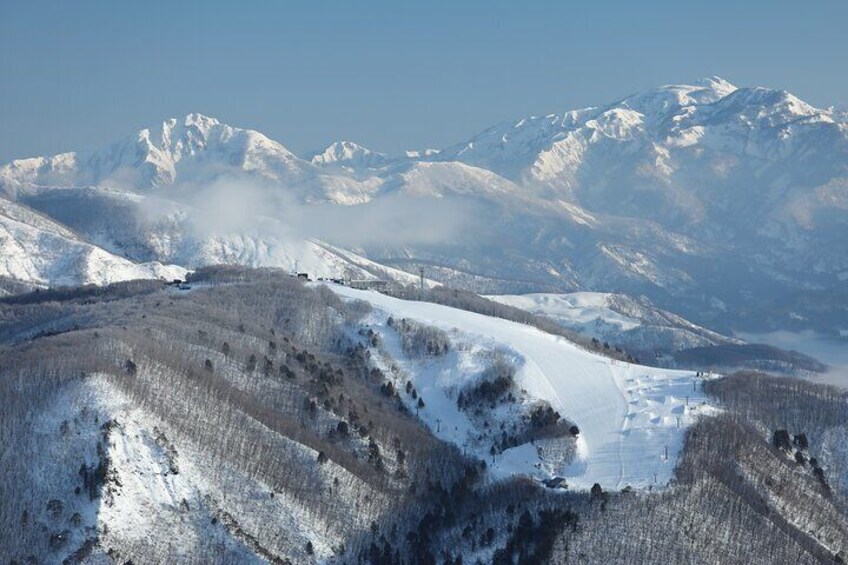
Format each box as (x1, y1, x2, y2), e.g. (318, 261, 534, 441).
(0, 78, 846, 336)
(488, 292, 828, 375)
(489, 292, 741, 354)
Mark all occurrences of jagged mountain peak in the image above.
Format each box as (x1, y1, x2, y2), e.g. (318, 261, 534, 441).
(181, 111, 221, 129)
(0, 112, 304, 191)
(311, 140, 386, 168)
(152, 112, 221, 137)
(140, 112, 292, 158)
(148, 112, 223, 150)
(440, 77, 841, 190)
(439, 79, 743, 179)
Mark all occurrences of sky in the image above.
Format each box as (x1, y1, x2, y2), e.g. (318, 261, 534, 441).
(1, 0, 847, 162)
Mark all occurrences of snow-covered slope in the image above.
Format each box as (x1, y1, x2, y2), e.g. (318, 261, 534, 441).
(489, 292, 742, 355)
(487, 292, 829, 375)
(310, 141, 388, 172)
(332, 284, 715, 489)
(17, 375, 262, 562)
(0, 195, 185, 289)
(14, 186, 420, 285)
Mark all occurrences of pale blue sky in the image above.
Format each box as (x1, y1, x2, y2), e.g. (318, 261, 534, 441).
(1, 0, 846, 162)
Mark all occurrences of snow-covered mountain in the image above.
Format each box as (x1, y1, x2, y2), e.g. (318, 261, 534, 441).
(310, 140, 388, 172)
(9, 185, 422, 290)
(0, 113, 378, 205)
(436, 77, 848, 283)
(1, 77, 847, 336)
(0, 195, 185, 292)
(440, 76, 845, 221)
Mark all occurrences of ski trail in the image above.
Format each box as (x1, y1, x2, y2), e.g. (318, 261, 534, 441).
(329, 285, 711, 489)
(610, 362, 630, 490)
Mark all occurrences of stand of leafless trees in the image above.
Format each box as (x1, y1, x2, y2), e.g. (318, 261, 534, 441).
(2, 270, 847, 564)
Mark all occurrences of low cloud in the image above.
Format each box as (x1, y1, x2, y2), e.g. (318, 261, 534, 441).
(135, 172, 485, 250)
(284, 192, 480, 247)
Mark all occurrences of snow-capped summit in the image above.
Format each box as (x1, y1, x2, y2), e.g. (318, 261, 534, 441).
(310, 140, 387, 170)
(698, 86, 825, 126)
(691, 75, 737, 92)
(0, 112, 307, 192)
(438, 78, 848, 228)
(618, 76, 737, 117)
(438, 78, 741, 182)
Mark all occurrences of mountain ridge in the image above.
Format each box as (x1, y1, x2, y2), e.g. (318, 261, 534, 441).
(0, 77, 846, 336)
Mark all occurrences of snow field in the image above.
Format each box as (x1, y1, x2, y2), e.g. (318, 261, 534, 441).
(488, 292, 641, 331)
(332, 285, 717, 490)
(50, 372, 370, 562)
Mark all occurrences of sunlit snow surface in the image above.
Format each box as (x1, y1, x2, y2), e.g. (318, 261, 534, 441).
(332, 285, 718, 490)
(489, 292, 641, 331)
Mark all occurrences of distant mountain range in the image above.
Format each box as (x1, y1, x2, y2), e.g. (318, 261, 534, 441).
(1, 77, 846, 337)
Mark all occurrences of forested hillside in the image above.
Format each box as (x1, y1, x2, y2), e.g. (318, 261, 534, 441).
(1, 269, 846, 563)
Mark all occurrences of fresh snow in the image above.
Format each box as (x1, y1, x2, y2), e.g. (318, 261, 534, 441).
(310, 140, 387, 171)
(0, 195, 186, 288)
(64, 374, 357, 562)
(490, 292, 642, 332)
(331, 285, 717, 490)
(487, 291, 742, 354)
